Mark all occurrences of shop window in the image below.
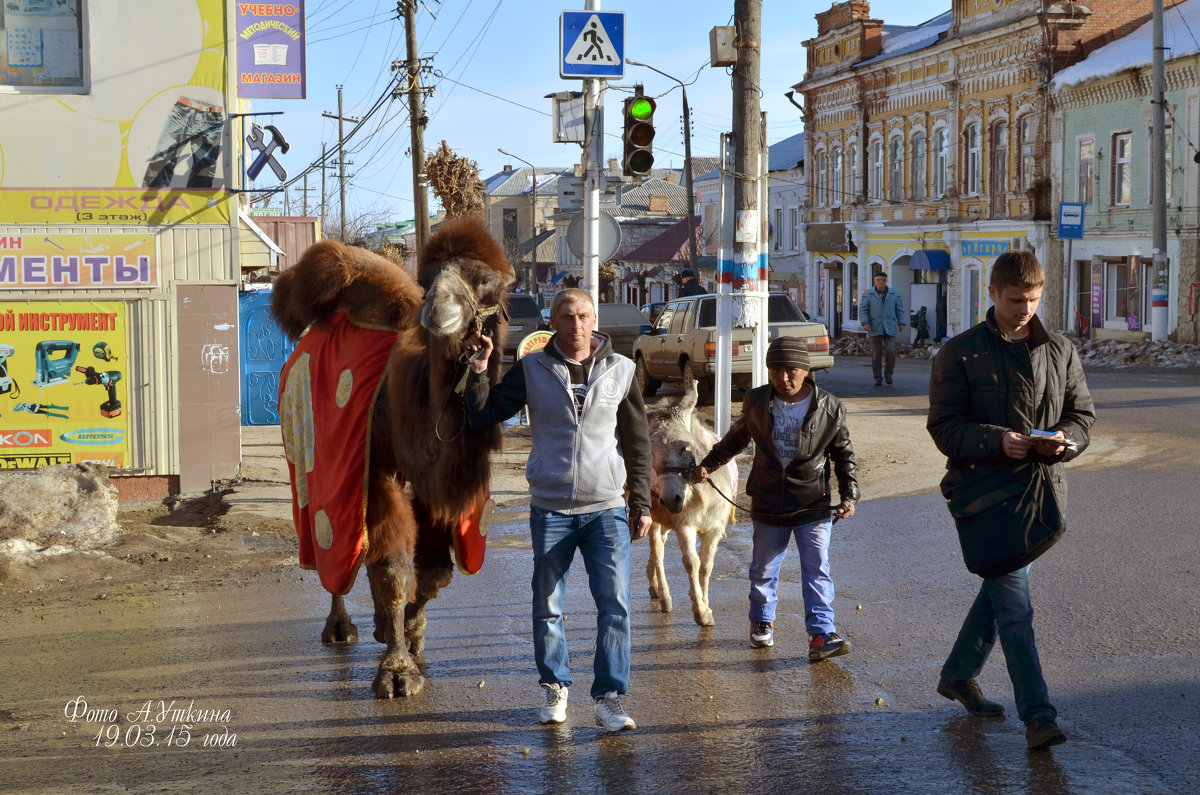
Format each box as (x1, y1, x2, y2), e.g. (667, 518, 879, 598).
(848, 266, 859, 321)
(0, 0, 87, 93)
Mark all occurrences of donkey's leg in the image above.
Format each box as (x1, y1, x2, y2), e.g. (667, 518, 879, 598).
(321, 593, 359, 644)
(647, 524, 673, 612)
(674, 525, 713, 626)
(367, 554, 424, 698)
(697, 527, 725, 626)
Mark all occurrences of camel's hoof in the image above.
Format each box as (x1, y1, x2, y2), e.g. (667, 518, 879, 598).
(373, 669, 425, 699)
(407, 635, 425, 656)
(694, 608, 714, 627)
(321, 620, 359, 644)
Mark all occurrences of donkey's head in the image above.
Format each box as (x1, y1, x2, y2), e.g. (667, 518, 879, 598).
(648, 378, 708, 514)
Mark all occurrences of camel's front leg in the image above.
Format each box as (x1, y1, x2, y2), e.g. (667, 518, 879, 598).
(321, 593, 359, 643)
(367, 556, 424, 698)
(674, 525, 713, 626)
(646, 524, 673, 612)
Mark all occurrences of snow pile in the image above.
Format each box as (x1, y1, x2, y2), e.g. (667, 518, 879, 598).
(0, 463, 122, 561)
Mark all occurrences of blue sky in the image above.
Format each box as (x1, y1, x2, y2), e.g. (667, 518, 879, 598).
(248, 1, 935, 223)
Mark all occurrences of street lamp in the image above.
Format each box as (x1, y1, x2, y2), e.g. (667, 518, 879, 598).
(498, 147, 538, 296)
(625, 59, 699, 276)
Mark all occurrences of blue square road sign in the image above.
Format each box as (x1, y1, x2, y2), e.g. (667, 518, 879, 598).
(561, 10, 624, 79)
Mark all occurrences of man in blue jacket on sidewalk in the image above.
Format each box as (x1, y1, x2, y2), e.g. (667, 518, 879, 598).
(859, 271, 905, 386)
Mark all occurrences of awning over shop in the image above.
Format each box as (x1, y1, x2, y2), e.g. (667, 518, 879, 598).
(238, 210, 285, 272)
(910, 249, 951, 270)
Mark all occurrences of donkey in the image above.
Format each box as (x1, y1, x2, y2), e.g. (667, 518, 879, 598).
(645, 378, 738, 627)
(274, 216, 512, 698)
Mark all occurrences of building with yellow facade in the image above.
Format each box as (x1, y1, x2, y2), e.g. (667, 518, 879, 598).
(795, 0, 1175, 341)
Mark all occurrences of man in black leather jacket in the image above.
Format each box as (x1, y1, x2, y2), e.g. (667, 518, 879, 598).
(694, 337, 859, 659)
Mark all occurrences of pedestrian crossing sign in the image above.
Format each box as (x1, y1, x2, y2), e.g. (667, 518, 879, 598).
(560, 10, 624, 79)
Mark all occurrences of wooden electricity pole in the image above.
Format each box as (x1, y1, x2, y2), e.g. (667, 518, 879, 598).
(403, 0, 430, 249)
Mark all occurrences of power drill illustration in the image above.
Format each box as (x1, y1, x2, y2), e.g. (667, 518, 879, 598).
(76, 365, 122, 418)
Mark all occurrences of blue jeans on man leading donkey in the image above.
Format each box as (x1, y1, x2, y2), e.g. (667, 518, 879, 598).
(530, 506, 632, 700)
(940, 565, 1056, 725)
(748, 517, 837, 636)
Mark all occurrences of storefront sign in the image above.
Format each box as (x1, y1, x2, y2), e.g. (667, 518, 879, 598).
(960, 239, 1009, 259)
(1058, 202, 1085, 239)
(806, 223, 853, 252)
(0, 300, 130, 470)
(0, 234, 157, 290)
(237, 2, 306, 99)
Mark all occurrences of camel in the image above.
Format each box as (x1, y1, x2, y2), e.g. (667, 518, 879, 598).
(273, 216, 512, 698)
(645, 378, 738, 627)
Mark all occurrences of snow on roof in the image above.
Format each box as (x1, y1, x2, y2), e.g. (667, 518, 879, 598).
(1053, 0, 1200, 89)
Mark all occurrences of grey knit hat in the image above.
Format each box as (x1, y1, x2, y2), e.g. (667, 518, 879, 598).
(765, 336, 811, 370)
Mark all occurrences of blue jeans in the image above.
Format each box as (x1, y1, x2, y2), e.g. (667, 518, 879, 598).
(941, 566, 1056, 725)
(530, 506, 632, 700)
(748, 517, 836, 637)
(142, 97, 224, 189)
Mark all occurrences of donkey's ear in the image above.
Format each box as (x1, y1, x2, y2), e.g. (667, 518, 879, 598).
(679, 378, 698, 412)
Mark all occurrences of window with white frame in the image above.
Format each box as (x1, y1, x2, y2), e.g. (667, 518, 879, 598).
(789, 208, 799, 251)
(0, 1, 87, 93)
(965, 124, 981, 196)
(831, 146, 842, 206)
(889, 136, 903, 202)
(1018, 116, 1035, 193)
(1113, 132, 1132, 206)
(1077, 138, 1095, 205)
(912, 133, 927, 201)
(773, 208, 782, 250)
(815, 150, 827, 206)
(992, 122, 1008, 209)
(848, 143, 859, 202)
(934, 129, 948, 197)
(1148, 125, 1172, 204)
(871, 140, 883, 201)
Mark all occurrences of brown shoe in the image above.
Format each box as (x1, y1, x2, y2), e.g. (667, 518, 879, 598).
(937, 677, 1005, 717)
(1026, 717, 1067, 750)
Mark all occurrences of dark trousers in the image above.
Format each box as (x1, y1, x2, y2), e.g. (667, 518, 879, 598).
(870, 335, 896, 382)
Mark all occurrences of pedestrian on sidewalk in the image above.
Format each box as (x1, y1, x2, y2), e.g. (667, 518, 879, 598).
(859, 271, 905, 385)
(927, 250, 1096, 751)
(463, 288, 652, 732)
(692, 336, 859, 660)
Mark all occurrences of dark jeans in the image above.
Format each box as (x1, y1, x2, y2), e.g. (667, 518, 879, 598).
(941, 566, 1056, 725)
(870, 334, 896, 382)
(142, 97, 224, 188)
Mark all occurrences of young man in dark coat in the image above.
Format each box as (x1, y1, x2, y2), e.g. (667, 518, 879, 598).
(694, 337, 859, 659)
(927, 250, 1096, 751)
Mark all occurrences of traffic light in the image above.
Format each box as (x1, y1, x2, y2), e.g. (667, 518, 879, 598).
(622, 90, 656, 177)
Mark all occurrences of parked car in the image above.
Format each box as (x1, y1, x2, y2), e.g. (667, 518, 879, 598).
(640, 301, 666, 325)
(632, 293, 833, 404)
(597, 302, 653, 358)
(503, 293, 544, 359)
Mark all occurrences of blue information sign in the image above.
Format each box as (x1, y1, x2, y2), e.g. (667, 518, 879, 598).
(1058, 202, 1085, 239)
(560, 10, 625, 79)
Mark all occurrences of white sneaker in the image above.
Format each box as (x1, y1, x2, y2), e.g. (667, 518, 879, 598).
(593, 691, 636, 732)
(539, 683, 568, 724)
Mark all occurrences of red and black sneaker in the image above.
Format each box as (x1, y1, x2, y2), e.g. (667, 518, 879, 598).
(809, 632, 851, 661)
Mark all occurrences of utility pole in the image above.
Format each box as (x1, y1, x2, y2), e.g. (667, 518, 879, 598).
(320, 143, 327, 227)
(1151, 0, 1169, 341)
(731, 0, 764, 365)
(322, 87, 359, 240)
(401, 0, 430, 249)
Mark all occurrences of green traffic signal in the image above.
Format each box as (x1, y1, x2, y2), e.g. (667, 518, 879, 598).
(629, 96, 655, 121)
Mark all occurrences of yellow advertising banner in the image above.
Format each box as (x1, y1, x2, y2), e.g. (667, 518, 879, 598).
(0, 188, 229, 226)
(0, 233, 158, 290)
(0, 301, 130, 471)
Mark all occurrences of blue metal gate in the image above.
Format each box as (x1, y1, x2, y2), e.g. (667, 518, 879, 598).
(239, 289, 293, 425)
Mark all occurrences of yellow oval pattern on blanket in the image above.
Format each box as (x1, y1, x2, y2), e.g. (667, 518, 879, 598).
(335, 369, 354, 408)
(314, 510, 333, 550)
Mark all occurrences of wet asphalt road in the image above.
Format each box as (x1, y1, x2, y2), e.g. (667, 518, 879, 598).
(1, 357, 1198, 794)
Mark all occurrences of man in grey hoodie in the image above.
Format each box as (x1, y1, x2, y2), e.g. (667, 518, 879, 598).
(464, 288, 652, 732)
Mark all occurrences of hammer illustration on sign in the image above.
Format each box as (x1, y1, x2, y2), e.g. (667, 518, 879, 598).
(246, 124, 290, 182)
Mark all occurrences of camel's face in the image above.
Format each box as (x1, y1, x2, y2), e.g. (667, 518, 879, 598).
(420, 260, 510, 346)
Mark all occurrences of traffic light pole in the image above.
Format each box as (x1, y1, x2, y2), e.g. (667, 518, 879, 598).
(581, 0, 603, 309)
